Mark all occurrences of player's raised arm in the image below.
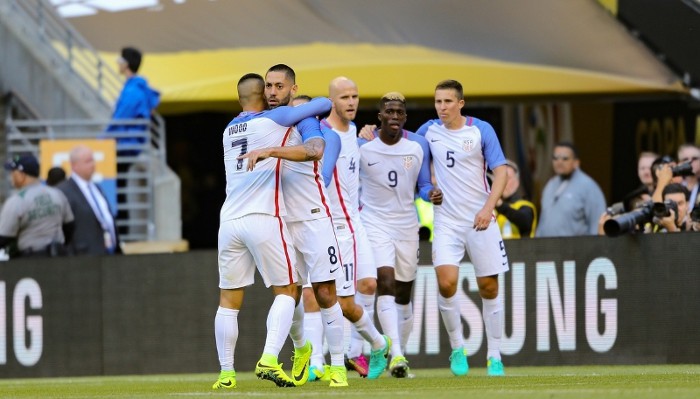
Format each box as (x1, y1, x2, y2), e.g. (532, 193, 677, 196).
(239, 117, 327, 170)
(268, 97, 331, 127)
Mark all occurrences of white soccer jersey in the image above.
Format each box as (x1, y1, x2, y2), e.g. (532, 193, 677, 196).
(281, 123, 332, 222)
(219, 98, 331, 222)
(416, 116, 507, 227)
(358, 132, 433, 240)
(322, 120, 361, 224)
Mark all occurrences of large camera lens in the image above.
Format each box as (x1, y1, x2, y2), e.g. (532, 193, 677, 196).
(672, 163, 694, 177)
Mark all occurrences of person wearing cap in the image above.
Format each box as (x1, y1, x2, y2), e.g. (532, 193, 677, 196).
(494, 160, 537, 239)
(0, 154, 74, 257)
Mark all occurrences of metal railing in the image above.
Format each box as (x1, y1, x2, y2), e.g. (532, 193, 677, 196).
(1, 1, 174, 242)
(4, 108, 166, 242)
(0, 0, 122, 108)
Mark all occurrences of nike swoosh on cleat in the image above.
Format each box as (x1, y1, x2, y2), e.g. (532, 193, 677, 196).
(220, 380, 233, 387)
(294, 364, 307, 382)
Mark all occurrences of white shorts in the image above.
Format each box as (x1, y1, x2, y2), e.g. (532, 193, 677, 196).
(218, 214, 297, 289)
(334, 218, 376, 297)
(364, 224, 419, 282)
(287, 217, 343, 285)
(432, 220, 509, 277)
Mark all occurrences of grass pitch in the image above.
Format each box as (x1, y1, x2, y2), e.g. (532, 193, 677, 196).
(1, 365, 699, 399)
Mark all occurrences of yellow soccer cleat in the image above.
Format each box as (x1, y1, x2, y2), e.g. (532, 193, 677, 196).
(255, 356, 296, 388)
(328, 365, 349, 387)
(291, 340, 312, 386)
(211, 370, 236, 389)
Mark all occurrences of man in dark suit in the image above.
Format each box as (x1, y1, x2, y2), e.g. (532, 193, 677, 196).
(57, 145, 119, 255)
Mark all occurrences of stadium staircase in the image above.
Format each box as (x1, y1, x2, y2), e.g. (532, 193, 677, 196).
(0, 0, 183, 245)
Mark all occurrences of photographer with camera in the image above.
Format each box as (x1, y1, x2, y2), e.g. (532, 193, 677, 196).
(653, 183, 690, 232)
(650, 155, 692, 204)
(677, 144, 700, 213)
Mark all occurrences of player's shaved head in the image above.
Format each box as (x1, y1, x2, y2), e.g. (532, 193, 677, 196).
(329, 76, 357, 98)
(237, 73, 265, 110)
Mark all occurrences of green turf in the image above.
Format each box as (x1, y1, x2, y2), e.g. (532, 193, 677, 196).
(2, 365, 699, 399)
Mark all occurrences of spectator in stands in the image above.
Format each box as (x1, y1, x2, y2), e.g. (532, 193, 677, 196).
(107, 46, 160, 155)
(494, 160, 537, 239)
(536, 142, 606, 237)
(622, 151, 657, 211)
(46, 166, 66, 187)
(107, 47, 160, 238)
(650, 155, 684, 203)
(57, 145, 119, 255)
(677, 144, 700, 212)
(0, 154, 74, 257)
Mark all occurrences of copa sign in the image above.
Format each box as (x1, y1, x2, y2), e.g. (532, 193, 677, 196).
(0, 279, 43, 367)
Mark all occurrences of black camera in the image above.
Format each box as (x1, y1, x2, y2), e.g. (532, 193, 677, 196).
(690, 206, 700, 223)
(606, 202, 625, 216)
(652, 200, 679, 223)
(603, 201, 654, 237)
(672, 162, 694, 177)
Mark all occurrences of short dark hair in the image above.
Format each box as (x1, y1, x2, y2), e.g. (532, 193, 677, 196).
(121, 47, 142, 73)
(435, 79, 464, 100)
(554, 141, 579, 159)
(662, 182, 690, 201)
(266, 64, 296, 83)
(238, 73, 264, 87)
(46, 166, 66, 186)
(293, 94, 312, 103)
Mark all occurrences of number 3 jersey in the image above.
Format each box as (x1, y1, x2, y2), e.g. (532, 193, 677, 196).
(358, 131, 434, 240)
(219, 98, 331, 222)
(416, 116, 506, 227)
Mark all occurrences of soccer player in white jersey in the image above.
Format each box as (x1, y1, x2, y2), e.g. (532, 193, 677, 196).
(320, 77, 389, 379)
(358, 92, 443, 378)
(212, 73, 332, 390)
(416, 79, 509, 377)
(246, 72, 392, 383)
(246, 64, 347, 387)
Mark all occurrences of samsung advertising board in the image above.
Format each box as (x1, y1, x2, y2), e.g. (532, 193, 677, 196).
(1, 234, 699, 377)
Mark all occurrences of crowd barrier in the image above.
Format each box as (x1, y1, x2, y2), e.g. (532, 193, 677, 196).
(1, 233, 698, 377)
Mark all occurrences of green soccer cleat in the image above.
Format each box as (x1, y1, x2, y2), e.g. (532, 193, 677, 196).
(367, 335, 392, 380)
(211, 370, 236, 389)
(328, 365, 349, 387)
(291, 340, 312, 386)
(389, 355, 410, 378)
(487, 357, 505, 376)
(255, 357, 296, 388)
(449, 347, 469, 376)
